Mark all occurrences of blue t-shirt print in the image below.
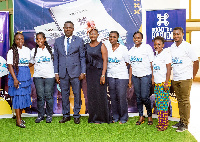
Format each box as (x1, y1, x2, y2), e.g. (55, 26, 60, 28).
(153, 63, 160, 72)
(36, 56, 51, 63)
(172, 57, 183, 64)
(130, 56, 142, 63)
(19, 58, 29, 64)
(108, 57, 120, 63)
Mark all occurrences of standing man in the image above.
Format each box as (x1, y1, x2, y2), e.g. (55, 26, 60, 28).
(170, 27, 199, 132)
(54, 21, 86, 124)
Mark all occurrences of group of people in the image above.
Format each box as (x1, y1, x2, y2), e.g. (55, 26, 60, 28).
(7, 21, 199, 133)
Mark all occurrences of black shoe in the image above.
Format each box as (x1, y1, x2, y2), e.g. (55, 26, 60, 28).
(35, 117, 44, 123)
(21, 120, 26, 124)
(176, 123, 188, 132)
(172, 121, 182, 128)
(16, 123, 26, 128)
(59, 117, 71, 123)
(46, 116, 52, 123)
(74, 118, 80, 124)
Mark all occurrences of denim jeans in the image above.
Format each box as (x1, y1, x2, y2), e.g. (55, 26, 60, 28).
(132, 74, 152, 117)
(108, 77, 128, 123)
(33, 77, 55, 117)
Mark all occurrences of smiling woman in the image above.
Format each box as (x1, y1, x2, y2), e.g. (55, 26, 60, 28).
(128, 31, 154, 125)
(29, 32, 55, 123)
(7, 32, 32, 128)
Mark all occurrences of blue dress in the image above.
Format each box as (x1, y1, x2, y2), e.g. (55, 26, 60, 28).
(8, 66, 32, 109)
(7, 47, 32, 109)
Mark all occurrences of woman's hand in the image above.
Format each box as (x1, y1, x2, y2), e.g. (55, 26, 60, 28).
(164, 83, 169, 92)
(152, 76, 155, 85)
(128, 80, 132, 88)
(100, 75, 105, 85)
(14, 79, 20, 89)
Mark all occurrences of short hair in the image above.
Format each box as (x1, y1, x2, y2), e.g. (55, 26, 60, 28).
(173, 27, 184, 33)
(109, 31, 119, 38)
(64, 21, 74, 27)
(133, 31, 143, 39)
(154, 36, 165, 44)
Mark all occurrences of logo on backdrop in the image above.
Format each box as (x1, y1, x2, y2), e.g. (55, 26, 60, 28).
(152, 13, 173, 40)
(157, 13, 169, 26)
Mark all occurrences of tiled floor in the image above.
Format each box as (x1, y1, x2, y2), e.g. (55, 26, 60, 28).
(1, 82, 200, 141)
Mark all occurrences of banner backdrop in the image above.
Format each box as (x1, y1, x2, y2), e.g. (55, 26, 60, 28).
(146, 9, 186, 49)
(0, 11, 11, 115)
(11, 0, 142, 114)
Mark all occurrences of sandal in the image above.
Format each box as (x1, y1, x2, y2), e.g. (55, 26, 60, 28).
(157, 127, 167, 131)
(148, 121, 153, 125)
(156, 125, 161, 128)
(136, 116, 145, 125)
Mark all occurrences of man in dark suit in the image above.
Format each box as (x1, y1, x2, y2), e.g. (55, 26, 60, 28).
(54, 21, 86, 124)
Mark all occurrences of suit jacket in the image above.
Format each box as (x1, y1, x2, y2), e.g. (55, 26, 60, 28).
(53, 35, 86, 78)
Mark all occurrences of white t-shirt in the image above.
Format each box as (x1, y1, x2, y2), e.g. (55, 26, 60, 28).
(0, 56, 9, 77)
(107, 43, 129, 79)
(7, 46, 30, 66)
(128, 43, 154, 77)
(30, 47, 54, 78)
(169, 40, 198, 81)
(152, 48, 171, 84)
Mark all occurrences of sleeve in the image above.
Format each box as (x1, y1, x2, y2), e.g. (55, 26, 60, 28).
(165, 49, 172, 64)
(79, 38, 86, 73)
(29, 49, 35, 64)
(53, 39, 59, 74)
(7, 50, 13, 65)
(123, 46, 130, 64)
(147, 44, 154, 62)
(187, 44, 198, 61)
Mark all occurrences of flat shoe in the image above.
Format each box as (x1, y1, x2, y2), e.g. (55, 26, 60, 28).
(156, 125, 160, 128)
(157, 127, 167, 131)
(148, 121, 153, 125)
(136, 120, 145, 125)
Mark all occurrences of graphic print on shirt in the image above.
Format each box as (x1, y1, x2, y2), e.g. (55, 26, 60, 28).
(172, 57, 182, 64)
(35, 56, 51, 63)
(108, 57, 120, 63)
(130, 56, 142, 63)
(153, 63, 160, 72)
(19, 58, 29, 64)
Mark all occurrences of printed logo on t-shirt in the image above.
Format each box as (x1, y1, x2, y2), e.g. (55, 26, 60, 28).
(130, 56, 142, 63)
(153, 63, 160, 72)
(172, 57, 182, 64)
(108, 57, 120, 63)
(0, 63, 7, 68)
(36, 56, 51, 63)
(19, 58, 29, 64)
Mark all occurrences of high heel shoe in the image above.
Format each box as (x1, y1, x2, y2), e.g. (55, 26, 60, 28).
(21, 120, 26, 124)
(16, 122, 26, 128)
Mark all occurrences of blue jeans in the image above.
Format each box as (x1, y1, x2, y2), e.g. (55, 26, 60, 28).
(33, 77, 55, 117)
(108, 77, 128, 123)
(132, 74, 152, 117)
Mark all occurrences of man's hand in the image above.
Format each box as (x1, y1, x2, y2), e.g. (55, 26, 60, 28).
(55, 74, 60, 84)
(79, 73, 86, 80)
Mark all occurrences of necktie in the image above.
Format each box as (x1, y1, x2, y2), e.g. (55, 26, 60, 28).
(67, 38, 70, 53)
